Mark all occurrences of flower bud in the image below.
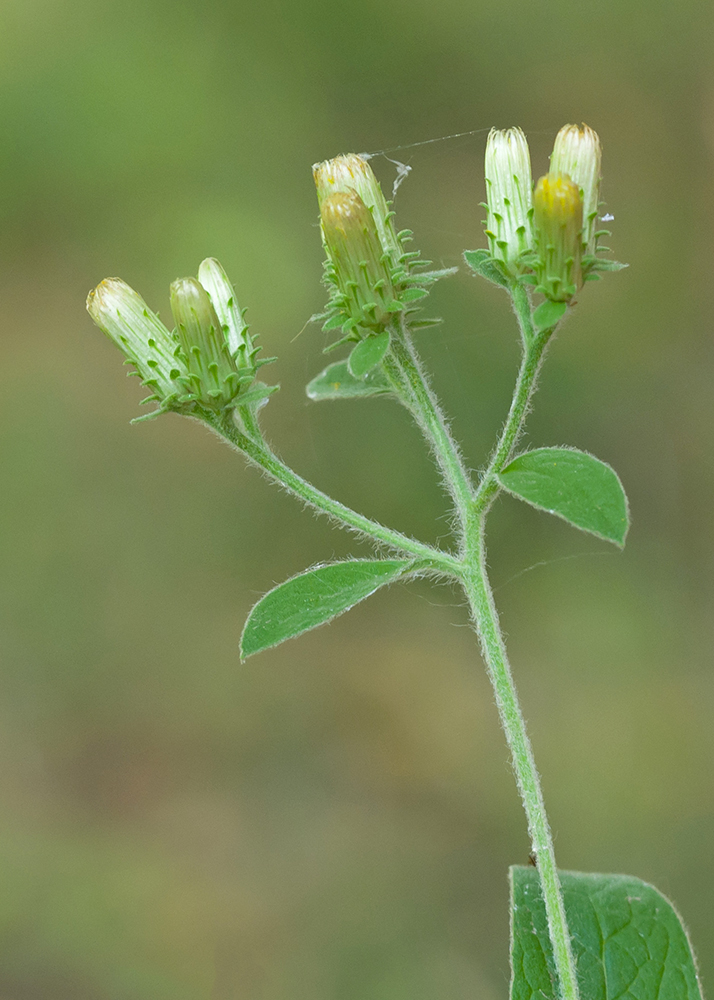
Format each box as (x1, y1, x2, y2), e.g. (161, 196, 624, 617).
(197, 257, 252, 364)
(533, 173, 584, 301)
(313, 153, 401, 265)
(549, 124, 601, 254)
(320, 190, 399, 332)
(87, 278, 185, 404)
(170, 277, 242, 407)
(484, 127, 535, 276)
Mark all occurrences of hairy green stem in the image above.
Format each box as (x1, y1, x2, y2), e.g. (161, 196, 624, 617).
(385, 302, 577, 999)
(462, 312, 577, 1000)
(511, 280, 536, 349)
(472, 325, 552, 515)
(386, 321, 475, 533)
(221, 295, 576, 998)
(213, 411, 460, 577)
(463, 533, 579, 1000)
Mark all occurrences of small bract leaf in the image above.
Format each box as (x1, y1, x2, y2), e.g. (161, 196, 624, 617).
(241, 559, 412, 658)
(590, 258, 629, 272)
(348, 330, 390, 378)
(532, 299, 567, 330)
(306, 361, 391, 400)
(463, 249, 510, 287)
(497, 447, 629, 546)
(399, 287, 430, 302)
(510, 866, 703, 1000)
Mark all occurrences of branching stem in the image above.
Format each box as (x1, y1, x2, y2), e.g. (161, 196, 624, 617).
(389, 303, 579, 1000)
(212, 411, 460, 578)
(385, 320, 475, 536)
(212, 290, 578, 1000)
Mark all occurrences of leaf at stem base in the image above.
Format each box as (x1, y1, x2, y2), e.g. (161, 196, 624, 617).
(510, 866, 703, 1000)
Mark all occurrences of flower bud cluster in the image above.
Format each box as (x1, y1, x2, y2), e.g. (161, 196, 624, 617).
(313, 154, 455, 349)
(87, 258, 276, 419)
(473, 123, 619, 304)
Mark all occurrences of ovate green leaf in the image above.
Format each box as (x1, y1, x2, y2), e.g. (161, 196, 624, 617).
(498, 447, 629, 546)
(348, 331, 390, 377)
(511, 866, 703, 1000)
(306, 361, 391, 401)
(241, 559, 411, 658)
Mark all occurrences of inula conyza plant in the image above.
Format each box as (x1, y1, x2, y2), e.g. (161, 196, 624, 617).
(88, 125, 703, 1000)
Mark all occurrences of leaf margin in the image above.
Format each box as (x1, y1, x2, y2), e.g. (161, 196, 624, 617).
(497, 445, 630, 548)
(240, 557, 413, 660)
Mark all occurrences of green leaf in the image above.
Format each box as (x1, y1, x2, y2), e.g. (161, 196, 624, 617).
(348, 330, 390, 378)
(498, 447, 629, 547)
(241, 559, 412, 658)
(510, 866, 703, 1000)
(463, 249, 510, 287)
(532, 299, 567, 329)
(306, 360, 391, 401)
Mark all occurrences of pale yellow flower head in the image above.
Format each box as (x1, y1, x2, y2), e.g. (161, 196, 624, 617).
(320, 190, 397, 331)
(550, 124, 601, 254)
(484, 127, 535, 276)
(533, 173, 584, 301)
(313, 153, 401, 265)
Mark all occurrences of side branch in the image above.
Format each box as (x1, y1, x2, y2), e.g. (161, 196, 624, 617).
(211, 411, 461, 577)
(385, 319, 475, 539)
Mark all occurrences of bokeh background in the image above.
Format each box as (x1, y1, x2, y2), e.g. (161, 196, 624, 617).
(1, 0, 713, 996)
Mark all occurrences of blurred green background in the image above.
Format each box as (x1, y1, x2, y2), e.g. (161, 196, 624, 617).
(1, 0, 713, 996)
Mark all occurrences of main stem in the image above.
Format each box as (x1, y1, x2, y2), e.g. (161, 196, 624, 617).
(220, 293, 578, 997)
(466, 319, 579, 1000)
(463, 544, 579, 1000)
(398, 307, 579, 1000)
